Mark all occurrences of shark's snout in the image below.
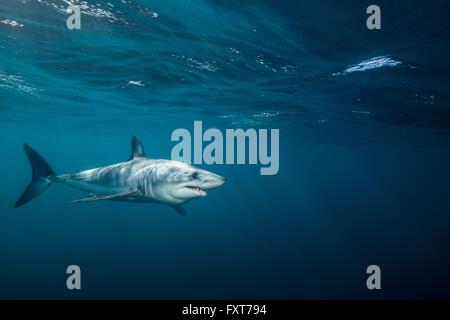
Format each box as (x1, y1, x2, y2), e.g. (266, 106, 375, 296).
(201, 172, 226, 190)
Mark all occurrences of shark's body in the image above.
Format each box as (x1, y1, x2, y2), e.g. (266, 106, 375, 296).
(14, 137, 226, 215)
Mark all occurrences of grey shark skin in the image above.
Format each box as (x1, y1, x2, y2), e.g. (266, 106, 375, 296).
(13, 136, 226, 215)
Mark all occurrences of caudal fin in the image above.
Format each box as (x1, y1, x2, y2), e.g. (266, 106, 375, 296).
(14, 144, 55, 208)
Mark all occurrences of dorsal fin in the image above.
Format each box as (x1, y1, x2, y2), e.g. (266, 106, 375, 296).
(128, 136, 145, 161)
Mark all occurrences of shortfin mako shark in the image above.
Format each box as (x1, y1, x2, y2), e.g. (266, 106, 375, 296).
(13, 136, 226, 215)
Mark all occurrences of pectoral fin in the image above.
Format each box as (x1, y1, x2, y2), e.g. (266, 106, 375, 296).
(171, 204, 186, 216)
(71, 188, 140, 204)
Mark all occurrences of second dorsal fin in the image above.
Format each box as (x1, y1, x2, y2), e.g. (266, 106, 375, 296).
(128, 136, 145, 161)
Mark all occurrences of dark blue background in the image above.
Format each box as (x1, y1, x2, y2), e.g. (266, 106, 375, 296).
(0, 0, 449, 298)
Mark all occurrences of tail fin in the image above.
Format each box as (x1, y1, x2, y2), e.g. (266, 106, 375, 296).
(14, 144, 55, 208)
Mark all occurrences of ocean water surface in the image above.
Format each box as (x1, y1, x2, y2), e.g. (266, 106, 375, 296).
(0, 0, 450, 299)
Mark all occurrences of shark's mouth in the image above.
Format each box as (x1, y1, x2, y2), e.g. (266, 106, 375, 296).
(186, 186, 207, 196)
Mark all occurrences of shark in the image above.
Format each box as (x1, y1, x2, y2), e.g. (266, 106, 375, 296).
(13, 136, 226, 215)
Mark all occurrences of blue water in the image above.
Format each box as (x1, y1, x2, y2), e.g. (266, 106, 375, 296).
(1, 0, 450, 299)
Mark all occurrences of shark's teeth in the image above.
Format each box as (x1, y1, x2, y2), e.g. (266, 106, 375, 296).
(186, 186, 206, 194)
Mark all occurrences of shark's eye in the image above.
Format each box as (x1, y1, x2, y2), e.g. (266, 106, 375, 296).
(191, 172, 199, 179)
